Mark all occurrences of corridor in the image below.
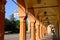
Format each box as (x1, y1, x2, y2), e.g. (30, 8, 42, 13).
(0, 0, 60, 40)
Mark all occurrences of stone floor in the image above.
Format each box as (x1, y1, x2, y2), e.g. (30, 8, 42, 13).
(4, 34, 30, 40)
(4, 34, 54, 40)
(4, 34, 19, 40)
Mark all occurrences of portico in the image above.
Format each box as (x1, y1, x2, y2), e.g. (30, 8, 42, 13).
(0, 0, 60, 40)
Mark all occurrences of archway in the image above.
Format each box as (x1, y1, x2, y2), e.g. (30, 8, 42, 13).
(0, 0, 60, 40)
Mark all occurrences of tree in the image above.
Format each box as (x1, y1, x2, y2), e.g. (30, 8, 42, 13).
(15, 20, 20, 28)
(9, 14, 19, 33)
(9, 14, 15, 21)
(5, 18, 11, 31)
(5, 18, 17, 32)
(5, 14, 19, 33)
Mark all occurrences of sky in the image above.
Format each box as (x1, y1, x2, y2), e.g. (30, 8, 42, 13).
(5, 0, 19, 20)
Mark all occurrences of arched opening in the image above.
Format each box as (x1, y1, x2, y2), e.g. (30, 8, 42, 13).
(5, 0, 19, 40)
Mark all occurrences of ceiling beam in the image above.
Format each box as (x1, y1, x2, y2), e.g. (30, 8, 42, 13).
(28, 5, 59, 9)
(39, 15, 56, 16)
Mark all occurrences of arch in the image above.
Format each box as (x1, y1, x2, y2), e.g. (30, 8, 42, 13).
(0, 0, 60, 40)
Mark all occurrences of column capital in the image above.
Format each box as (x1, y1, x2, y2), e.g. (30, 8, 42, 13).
(35, 20, 40, 26)
(30, 22, 35, 27)
(29, 15, 35, 23)
(20, 16, 27, 22)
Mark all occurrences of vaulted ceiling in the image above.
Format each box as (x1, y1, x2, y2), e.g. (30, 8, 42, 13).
(24, 0, 59, 26)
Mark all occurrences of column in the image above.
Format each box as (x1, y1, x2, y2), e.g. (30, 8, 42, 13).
(29, 7, 35, 40)
(40, 23, 42, 39)
(0, 0, 6, 40)
(35, 20, 40, 40)
(41, 23, 44, 38)
(20, 16, 26, 40)
(29, 14, 35, 40)
(42, 25, 47, 37)
(0, 12, 4, 40)
(30, 21, 35, 40)
(17, 0, 27, 40)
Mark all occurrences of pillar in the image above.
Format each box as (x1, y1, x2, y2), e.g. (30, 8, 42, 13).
(29, 7, 36, 40)
(0, 0, 6, 40)
(30, 21, 35, 40)
(0, 12, 4, 40)
(17, 0, 27, 40)
(42, 25, 47, 37)
(40, 23, 47, 39)
(20, 16, 26, 40)
(41, 23, 46, 38)
(35, 20, 40, 40)
(29, 14, 35, 40)
(40, 23, 43, 39)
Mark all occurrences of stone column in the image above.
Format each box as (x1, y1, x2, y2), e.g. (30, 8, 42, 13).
(41, 23, 45, 38)
(42, 25, 47, 37)
(0, 13, 4, 40)
(17, 0, 27, 40)
(40, 23, 47, 39)
(0, 0, 6, 40)
(30, 21, 35, 40)
(29, 15, 35, 40)
(40, 23, 42, 39)
(29, 14, 35, 40)
(29, 7, 36, 40)
(35, 20, 40, 40)
(20, 16, 26, 40)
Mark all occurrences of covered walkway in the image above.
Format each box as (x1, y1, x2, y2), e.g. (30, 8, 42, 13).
(0, 0, 60, 40)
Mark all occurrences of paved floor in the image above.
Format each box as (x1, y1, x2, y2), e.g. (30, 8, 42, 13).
(4, 34, 53, 40)
(4, 34, 30, 40)
(4, 34, 19, 40)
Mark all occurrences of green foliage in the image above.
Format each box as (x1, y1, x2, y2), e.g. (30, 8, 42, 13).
(15, 20, 20, 28)
(5, 18, 11, 31)
(5, 14, 19, 33)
